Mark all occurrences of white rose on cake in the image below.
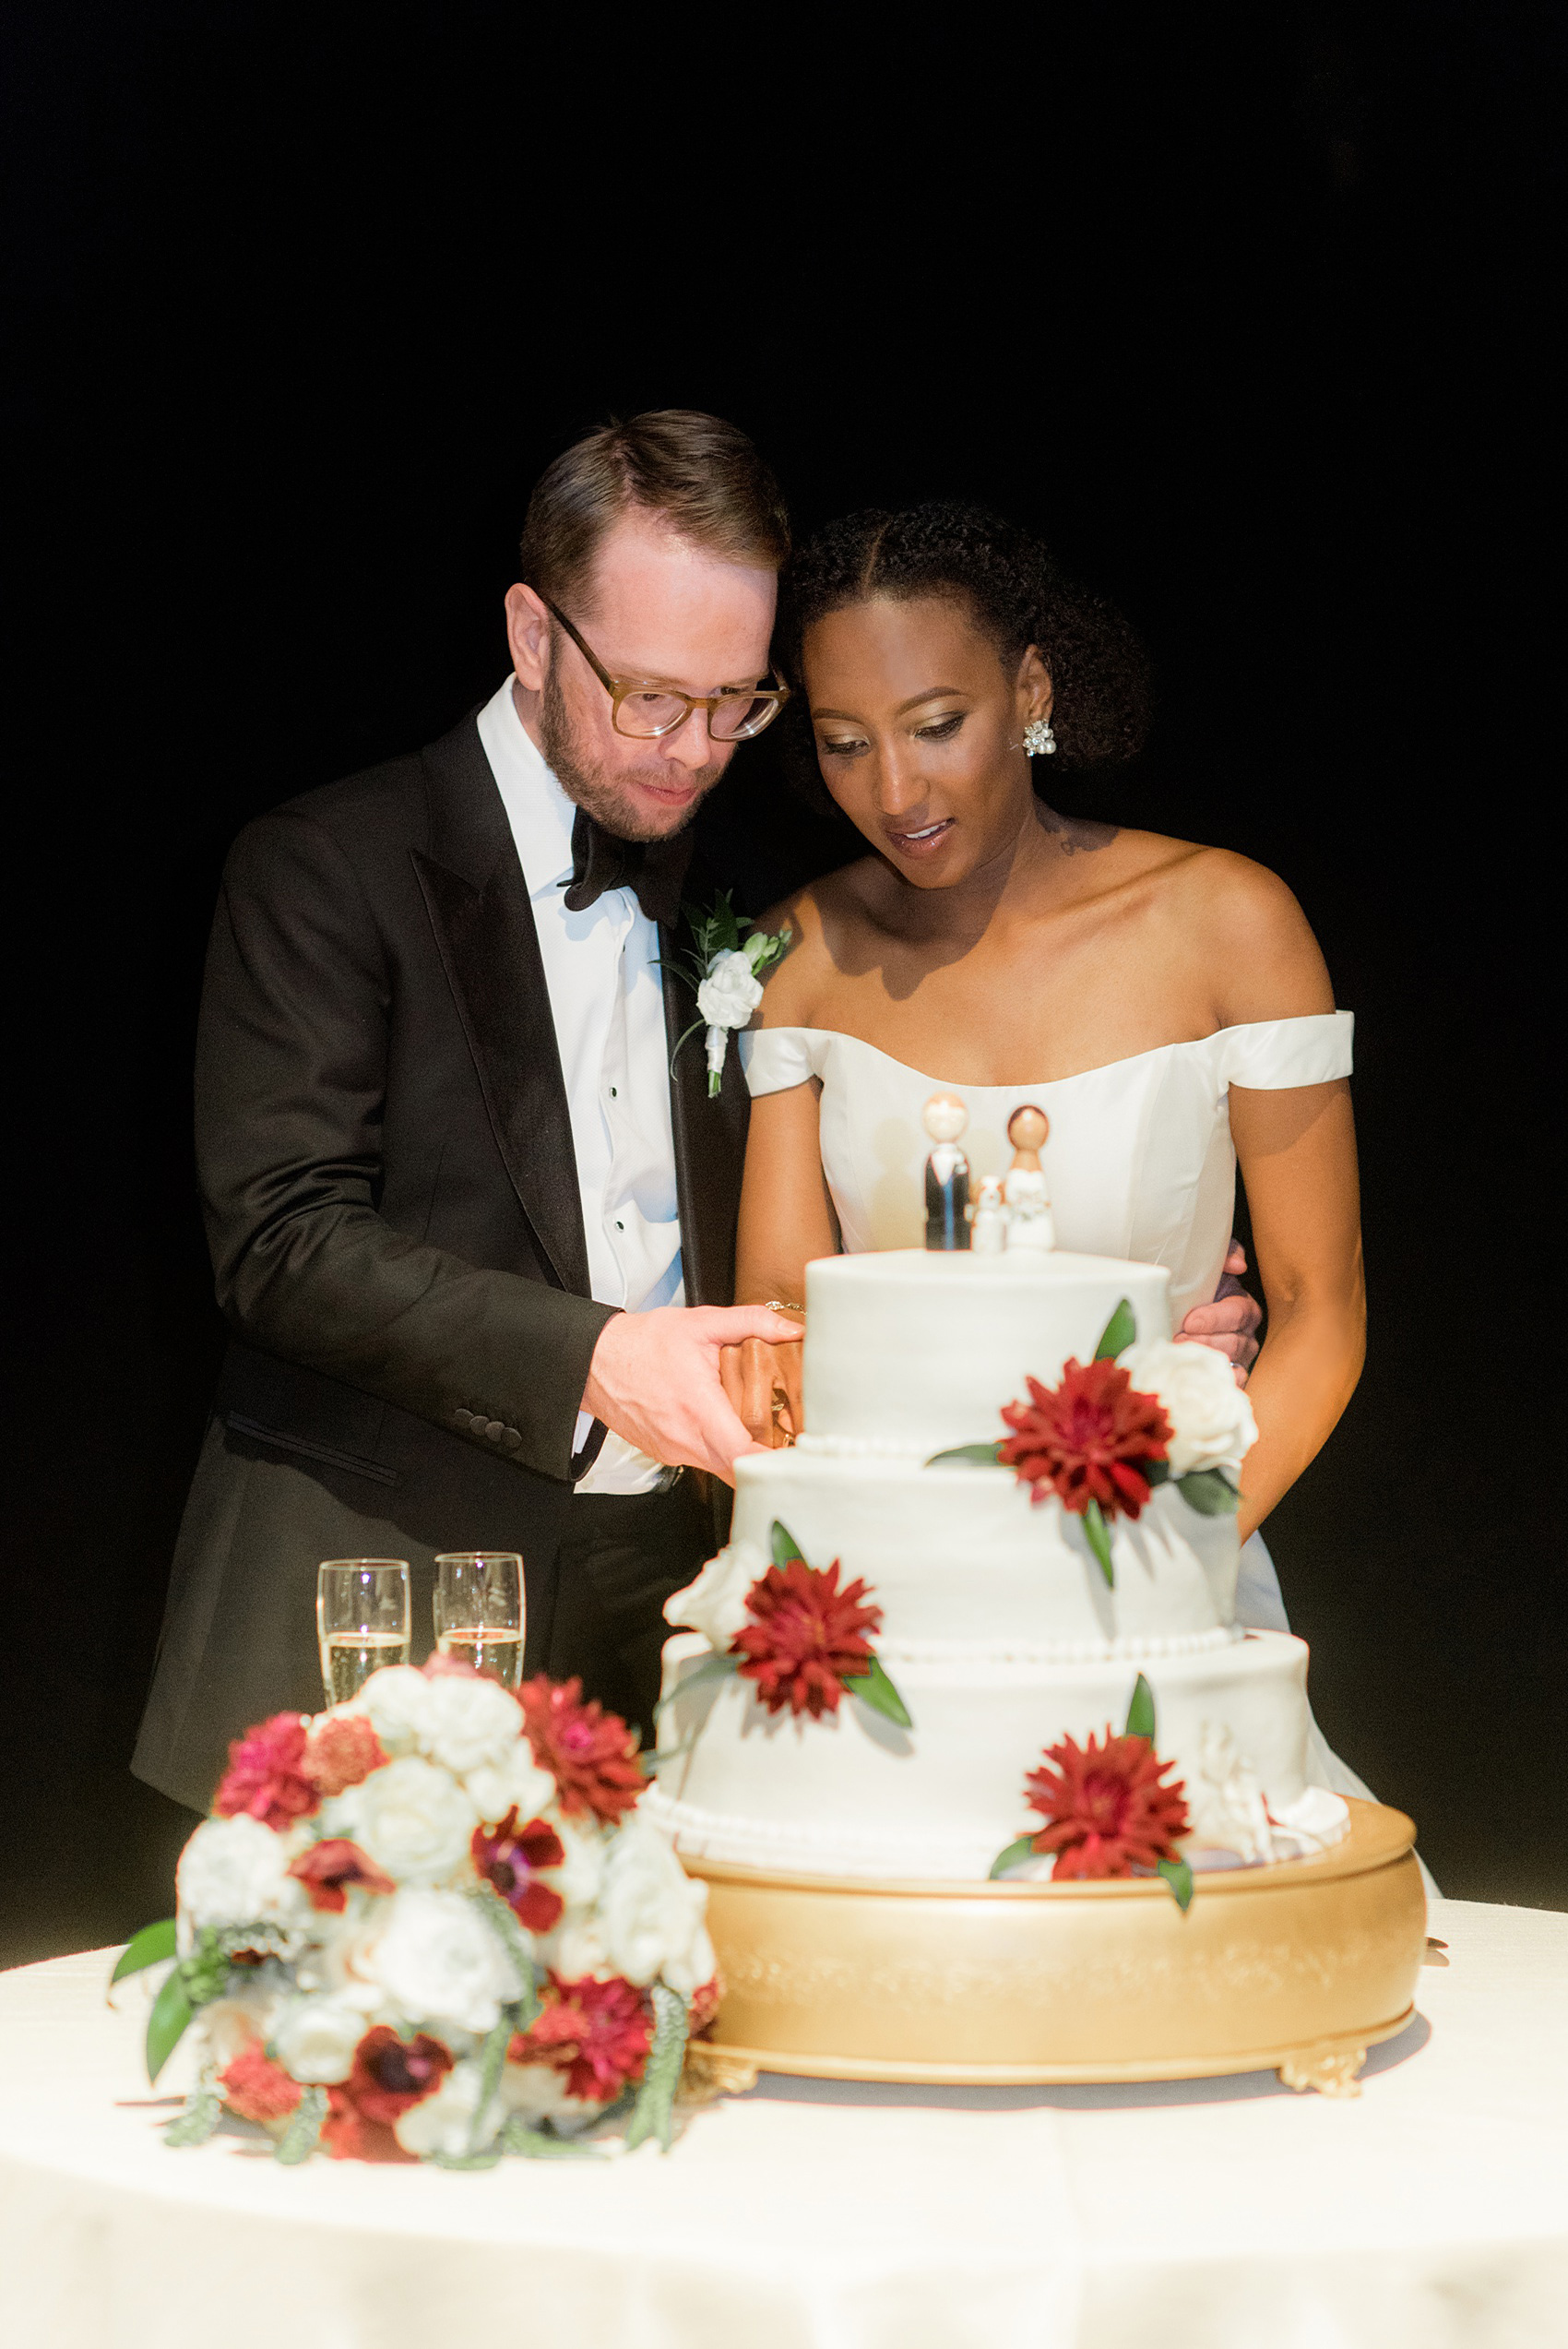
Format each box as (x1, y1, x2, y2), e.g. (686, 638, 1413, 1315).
(331, 1755, 478, 1887)
(599, 1813, 715, 1993)
(367, 1888, 522, 2036)
(1120, 1338, 1258, 1479)
(420, 1672, 527, 1777)
(175, 1815, 312, 1951)
(664, 1538, 765, 1652)
(695, 948, 764, 1031)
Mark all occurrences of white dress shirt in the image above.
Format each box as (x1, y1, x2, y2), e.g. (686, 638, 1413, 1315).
(476, 677, 682, 1496)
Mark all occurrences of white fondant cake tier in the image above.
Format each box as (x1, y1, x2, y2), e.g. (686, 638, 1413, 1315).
(802, 1248, 1173, 1459)
(647, 1628, 1330, 1880)
(730, 1450, 1240, 1652)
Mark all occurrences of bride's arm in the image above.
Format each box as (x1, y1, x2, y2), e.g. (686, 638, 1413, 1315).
(720, 1080, 840, 1445)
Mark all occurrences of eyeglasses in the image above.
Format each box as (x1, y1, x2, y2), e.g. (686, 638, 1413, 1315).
(540, 594, 790, 742)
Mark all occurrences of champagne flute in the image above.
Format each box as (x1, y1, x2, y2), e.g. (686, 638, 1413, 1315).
(317, 1559, 410, 1704)
(434, 1552, 524, 1687)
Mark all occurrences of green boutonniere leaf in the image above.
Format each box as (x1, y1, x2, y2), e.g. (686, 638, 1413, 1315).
(1082, 1496, 1115, 1588)
(844, 1653, 913, 1730)
(926, 1441, 1004, 1467)
(1093, 1298, 1136, 1360)
(770, 1519, 804, 1568)
(1176, 1468, 1241, 1516)
(989, 1833, 1039, 1880)
(1158, 1856, 1195, 1913)
(1123, 1672, 1157, 1744)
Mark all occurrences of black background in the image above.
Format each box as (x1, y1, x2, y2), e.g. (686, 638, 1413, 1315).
(3, 3, 1562, 1965)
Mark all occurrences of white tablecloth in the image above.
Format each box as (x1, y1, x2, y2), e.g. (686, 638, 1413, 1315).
(1, 1898, 1564, 2349)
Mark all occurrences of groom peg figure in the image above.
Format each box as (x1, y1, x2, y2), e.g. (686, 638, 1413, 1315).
(134, 412, 802, 1816)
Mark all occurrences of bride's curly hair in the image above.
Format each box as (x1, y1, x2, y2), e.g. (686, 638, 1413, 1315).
(779, 501, 1151, 788)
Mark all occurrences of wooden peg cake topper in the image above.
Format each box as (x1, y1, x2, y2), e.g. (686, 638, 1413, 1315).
(922, 1094, 972, 1250)
(1006, 1103, 1050, 1170)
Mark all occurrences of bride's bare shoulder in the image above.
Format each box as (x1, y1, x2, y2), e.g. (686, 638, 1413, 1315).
(1140, 835, 1335, 1023)
(752, 860, 882, 1028)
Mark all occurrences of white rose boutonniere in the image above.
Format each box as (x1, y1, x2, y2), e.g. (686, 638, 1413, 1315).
(669, 890, 791, 1097)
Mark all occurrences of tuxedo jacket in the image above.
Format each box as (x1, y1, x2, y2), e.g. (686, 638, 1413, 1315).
(133, 709, 747, 1810)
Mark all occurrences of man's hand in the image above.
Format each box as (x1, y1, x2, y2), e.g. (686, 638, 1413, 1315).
(1176, 1239, 1262, 1384)
(720, 1335, 807, 1449)
(582, 1306, 804, 1485)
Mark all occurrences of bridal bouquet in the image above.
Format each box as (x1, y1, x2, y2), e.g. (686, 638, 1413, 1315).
(111, 1661, 719, 2165)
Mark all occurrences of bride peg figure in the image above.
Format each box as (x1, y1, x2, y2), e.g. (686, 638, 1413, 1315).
(922, 1094, 972, 1251)
(1003, 1104, 1055, 1251)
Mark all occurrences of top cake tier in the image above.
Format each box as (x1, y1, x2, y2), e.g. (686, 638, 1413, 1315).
(801, 1248, 1174, 1458)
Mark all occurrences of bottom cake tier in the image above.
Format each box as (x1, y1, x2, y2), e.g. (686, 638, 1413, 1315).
(647, 1626, 1348, 1880)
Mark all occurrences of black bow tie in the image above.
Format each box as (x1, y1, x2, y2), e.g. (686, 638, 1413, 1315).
(563, 805, 694, 928)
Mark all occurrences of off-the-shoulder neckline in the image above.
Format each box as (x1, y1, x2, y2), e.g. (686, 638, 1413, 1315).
(742, 1011, 1351, 1093)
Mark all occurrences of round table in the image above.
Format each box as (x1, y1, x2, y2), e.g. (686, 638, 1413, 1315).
(1, 1897, 1563, 2349)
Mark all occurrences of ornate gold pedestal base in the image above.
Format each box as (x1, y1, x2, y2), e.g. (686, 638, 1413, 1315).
(689, 1798, 1424, 2095)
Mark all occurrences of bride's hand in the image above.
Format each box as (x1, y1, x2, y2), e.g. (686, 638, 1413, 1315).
(720, 1334, 806, 1448)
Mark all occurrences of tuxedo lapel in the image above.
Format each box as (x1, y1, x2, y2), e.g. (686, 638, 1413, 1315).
(663, 857, 749, 1309)
(412, 716, 590, 1297)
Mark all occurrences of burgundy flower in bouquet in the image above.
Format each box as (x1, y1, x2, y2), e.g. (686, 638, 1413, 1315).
(213, 1711, 319, 1831)
(321, 2027, 454, 2163)
(1024, 1728, 1191, 1880)
(470, 1807, 566, 1932)
(517, 1675, 646, 1824)
(509, 1973, 652, 2105)
(1000, 1356, 1172, 1520)
(731, 1557, 883, 1720)
(286, 1838, 396, 1914)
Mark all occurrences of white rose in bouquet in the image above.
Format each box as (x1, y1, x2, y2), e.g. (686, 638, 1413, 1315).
(535, 1911, 611, 1983)
(543, 1812, 608, 1914)
(500, 2060, 600, 2130)
(1120, 1339, 1258, 1479)
(695, 948, 764, 1031)
(354, 1665, 434, 1757)
(199, 1993, 282, 2069)
(393, 2056, 502, 2157)
(337, 1755, 478, 1886)
(176, 1815, 312, 1950)
(368, 1888, 522, 2035)
(465, 1738, 557, 1829)
(664, 1538, 765, 1652)
(270, 1995, 368, 2085)
(599, 1813, 713, 1990)
(422, 1674, 527, 1778)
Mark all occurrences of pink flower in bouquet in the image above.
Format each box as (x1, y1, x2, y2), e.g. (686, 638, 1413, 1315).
(471, 1807, 566, 1932)
(517, 1675, 645, 1825)
(321, 2026, 453, 2162)
(509, 1973, 651, 2104)
(302, 1714, 386, 1796)
(687, 1974, 723, 2037)
(731, 1558, 882, 1720)
(219, 2044, 303, 2124)
(286, 1837, 397, 1914)
(1024, 1728, 1191, 1879)
(213, 1712, 319, 1830)
(999, 1357, 1172, 1520)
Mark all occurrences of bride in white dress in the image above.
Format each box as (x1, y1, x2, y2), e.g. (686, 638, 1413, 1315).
(721, 499, 1374, 1812)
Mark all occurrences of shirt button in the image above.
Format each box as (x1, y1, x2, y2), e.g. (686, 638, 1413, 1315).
(615, 1221, 624, 1232)
(609, 1085, 618, 1097)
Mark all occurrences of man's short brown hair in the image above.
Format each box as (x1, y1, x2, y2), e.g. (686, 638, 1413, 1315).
(518, 410, 790, 613)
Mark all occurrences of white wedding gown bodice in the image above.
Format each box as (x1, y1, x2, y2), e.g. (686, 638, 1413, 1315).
(742, 1011, 1353, 1330)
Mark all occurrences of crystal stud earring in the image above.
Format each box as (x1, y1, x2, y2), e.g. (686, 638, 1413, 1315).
(1023, 716, 1057, 757)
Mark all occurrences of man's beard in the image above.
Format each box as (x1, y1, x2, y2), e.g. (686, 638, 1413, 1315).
(538, 663, 726, 844)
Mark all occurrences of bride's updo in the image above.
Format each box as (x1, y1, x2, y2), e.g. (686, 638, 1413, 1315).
(783, 501, 1151, 769)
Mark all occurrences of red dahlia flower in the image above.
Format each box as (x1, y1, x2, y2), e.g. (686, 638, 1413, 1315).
(518, 1675, 645, 1824)
(1000, 1357, 1172, 1520)
(219, 2044, 302, 2124)
(286, 1837, 396, 1913)
(509, 1973, 652, 2104)
(471, 1807, 566, 1931)
(320, 2026, 453, 2161)
(1025, 1729, 1191, 1878)
(731, 1558, 882, 1719)
(213, 1712, 319, 1830)
(302, 1714, 386, 1795)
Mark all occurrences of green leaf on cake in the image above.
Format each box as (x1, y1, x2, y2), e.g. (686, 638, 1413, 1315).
(145, 1966, 194, 2084)
(1093, 1297, 1136, 1360)
(1176, 1468, 1241, 1516)
(1082, 1497, 1115, 1587)
(623, 1983, 689, 2154)
(1143, 1457, 1170, 1488)
(989, 1834, 1039, 1879)
(1158, 1856, 1195, 1913)
(770, 1519, 804, 1568)
(274, 2085, 327, 2164)
(1123, 1672, 1157, 1744)
(111, 1917, 177, 1985)
(845, 1653, 913, 1730)
(926, 1441, 1004, 1467)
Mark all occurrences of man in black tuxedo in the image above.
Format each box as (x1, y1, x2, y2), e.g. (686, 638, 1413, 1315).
(133, 411, 802, 1815)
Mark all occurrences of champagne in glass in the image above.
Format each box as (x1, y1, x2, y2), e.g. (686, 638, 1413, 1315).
(317, 1559, 410, 1705)
(434, 1552, 524, 1688)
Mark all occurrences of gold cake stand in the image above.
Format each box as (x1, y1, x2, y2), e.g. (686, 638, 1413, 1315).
(683, 1798, 1425, 2099)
